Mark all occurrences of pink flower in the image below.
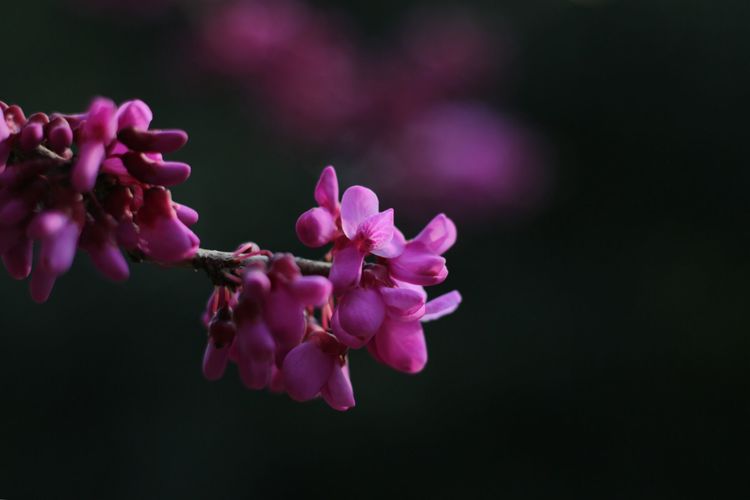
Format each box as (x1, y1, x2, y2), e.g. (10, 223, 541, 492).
(282, 328, 354, 411)
(0, 98, 198, 301)
(368, 289, 462, 374)
(72, 98, 117, 192)
(328, 185, 403, 292)
(370, 103, 549, 220)
(295, 165, 340, 247)
(387, 213, 456, 286)
(135, 188, 199, 263)
(201, 254, 333, 394)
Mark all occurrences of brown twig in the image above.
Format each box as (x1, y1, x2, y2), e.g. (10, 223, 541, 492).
(134, 248, 332, 287)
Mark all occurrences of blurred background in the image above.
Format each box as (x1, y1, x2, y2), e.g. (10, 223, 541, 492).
(1, 0, 748, 498)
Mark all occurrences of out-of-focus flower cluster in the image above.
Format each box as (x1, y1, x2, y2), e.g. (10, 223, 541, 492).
(196, 0, 547, 220)
(0, 98, 199, 302)
(201, 166, 461, 410)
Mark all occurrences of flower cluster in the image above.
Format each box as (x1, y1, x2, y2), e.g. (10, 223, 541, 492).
(0, 98, 199, 302)
(201, 167, 461, 410)
(194, 1, 546, 219)
(2, 97, 462, 411)
(198, 1, 495, 145)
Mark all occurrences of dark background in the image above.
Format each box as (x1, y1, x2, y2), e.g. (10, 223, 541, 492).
(1, 0, 749, 498)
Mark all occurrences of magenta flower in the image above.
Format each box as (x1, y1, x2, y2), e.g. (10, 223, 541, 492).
(2, 97, 462, 412)
(0, 98, 198, 301)
(135, 188, 199, 263)
(295, 165, 340, 247)
(282, 328, 354, 411)
(329, 186, 403, 292)
(370, 103, 548, 220)
(387, 213, 456, 286)
(368, 289, 462, 374)
(72, 97, 117, 192)
(201, 254, 333, 394)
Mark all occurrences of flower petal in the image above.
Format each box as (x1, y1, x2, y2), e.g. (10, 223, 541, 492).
(87, 242, 130, 282)
(371, 227, 405, 258)
(414, 213, 457, 255)
(373, 319, 427, 374)
(322, 362, 355, 411)
(338, 287, 385, 342)
(71, 141, 106, 192)
(314, 165, 339, 213)
(29, 267, 57, 304)
(422, 290, 462, 322)
(40, 220, 80, 275)
(202, 341, 231, 381)
(235, 320, 276, 390)
(282, 341, 335, 402)
(289, 275, 332, 306)
(357, 209, 394, 252)
(331, 307, 368, 349)
(173, 203, 199, 226)
(389, 245, 448, 286)
(329, 243, 365, 293)
(264, 288, 305, 352)
(295, 207, 336, 248)
(380, 286, 426, 321)
(340, 186, 379, 239)
(2, 238, 32, 280)
(116, 99, 153, 130)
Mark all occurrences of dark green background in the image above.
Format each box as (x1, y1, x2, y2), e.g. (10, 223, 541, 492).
(1, 0, 748, 498)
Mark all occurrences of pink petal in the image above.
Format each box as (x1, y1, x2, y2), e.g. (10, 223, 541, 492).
(314, 165, 339, 213)
(27, 211, 68, 239)
(413, 213, 457, 255)
(389, 245, 448, 286)
(264, 288, 305, 351)
(117, 127, 188, 154)
(340, 186, 379, 239)
(72, 141, 106, 192)
(371, 227, 405, 258)
(380, 286, 426, 321)
(2, 238, 32, 279)
(338, 287, 386, 342)
(88, 243, 130, 282)
(19, 121, 44, 151)
(235, 320, 276, 390)
(357, 209, 394, 252)
(47, 117, 73, 154)
(122, 152, 191, 186)
(0, 197, 31, 226)
(202, 341, 231, 381)
(173, 203, 199, 226)
(373, 319, 428, 374)
(321, 362, 355, 411)
(295, 207, 336, 247)
(40, 221, 80, 275)
(331, 307, 368, 349)
(282, 341, 335, 402)
(139, 216, 199, 263)
(116, 100, 153, 130)
(329, 243, 365, 293)
(289, 276, 332, 306)
(241, 270, 271, 301)
(422, 290, 462, 322)
(29, 267, 57, 304)
(82, 97, 117, 143)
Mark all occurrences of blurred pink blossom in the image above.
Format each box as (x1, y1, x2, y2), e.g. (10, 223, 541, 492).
(366, 103, 549, 220)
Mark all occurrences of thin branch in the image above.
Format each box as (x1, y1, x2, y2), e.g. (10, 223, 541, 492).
(134, 248, 332, 286)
